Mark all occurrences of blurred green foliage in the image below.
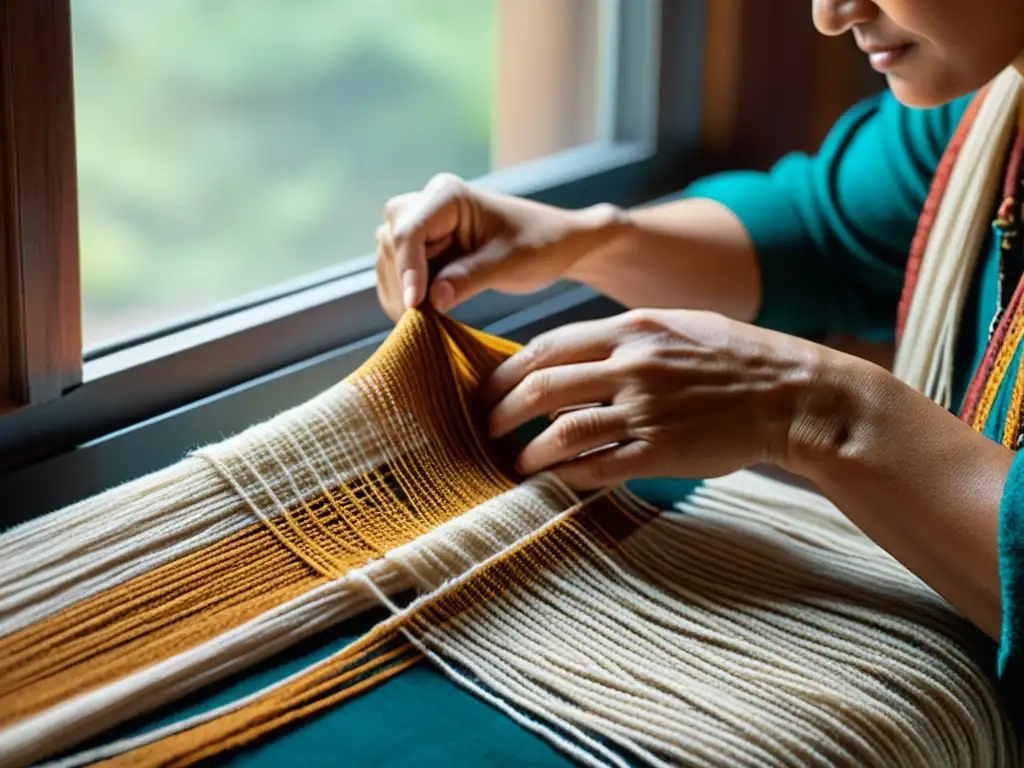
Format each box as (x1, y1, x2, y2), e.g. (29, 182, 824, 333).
(72, 0, 495, 342)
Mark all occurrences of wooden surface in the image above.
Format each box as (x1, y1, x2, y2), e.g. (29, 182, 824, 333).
(0, 0, 83, 409)
(701, 2, 885, 167)
(494, 0, 600, 169)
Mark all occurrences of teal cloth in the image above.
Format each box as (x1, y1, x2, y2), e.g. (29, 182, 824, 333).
(685, 90, 973, 342)
(90, 607, 572, 767)
(81, 478, 698, 766)
(691, 88, 1024, 730)
(1001, 449, 1024, 726)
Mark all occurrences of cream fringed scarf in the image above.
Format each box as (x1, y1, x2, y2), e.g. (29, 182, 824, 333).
(2, 74, 1023, 766)
(894, 66, 1023, 406)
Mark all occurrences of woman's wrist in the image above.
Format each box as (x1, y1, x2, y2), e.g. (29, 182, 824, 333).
(559, 198, 762, 318)
(773, 344, 1010, 639)
(773, 346, 884, 479)
(559, 203, 634, 285)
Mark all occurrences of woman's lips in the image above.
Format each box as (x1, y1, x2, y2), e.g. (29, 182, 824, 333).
(862, 43, 914, 72)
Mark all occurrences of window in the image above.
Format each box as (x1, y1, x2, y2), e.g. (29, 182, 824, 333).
(0, 0, 706, 522)
(74, 0, 613, 347)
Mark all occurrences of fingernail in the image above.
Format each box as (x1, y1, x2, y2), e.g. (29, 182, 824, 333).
(401, 270, 417, 308)
(431, 281, 455, 313)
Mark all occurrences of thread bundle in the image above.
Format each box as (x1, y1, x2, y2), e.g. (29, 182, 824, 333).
(0, 308, 1015, 767)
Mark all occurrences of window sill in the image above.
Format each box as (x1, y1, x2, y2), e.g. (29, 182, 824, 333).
(0, 0, 710, 527)
(0, 285, 623, 527)
(1, 130, 703, 472)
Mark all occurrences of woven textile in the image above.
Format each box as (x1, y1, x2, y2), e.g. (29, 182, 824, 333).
(0, 307, 1014, 767)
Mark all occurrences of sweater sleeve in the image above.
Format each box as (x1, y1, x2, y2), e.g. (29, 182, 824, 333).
(999, 451, 1024, 724)
(682, 90, 972, 339)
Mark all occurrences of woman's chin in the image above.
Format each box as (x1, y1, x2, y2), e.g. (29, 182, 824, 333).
(886, 59, 1015, 110)
(886, 74, 973, 110)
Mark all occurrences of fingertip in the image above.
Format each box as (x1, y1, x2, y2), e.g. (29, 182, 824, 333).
(477, 370, 507, 410)
(513, 452, 529, 477)
(551, 462, 604, 492)
(551, 466, 587, 492)
(430, 280, 456, 313)
(487, 409, 509, 440)
(401, 269, 421, 309)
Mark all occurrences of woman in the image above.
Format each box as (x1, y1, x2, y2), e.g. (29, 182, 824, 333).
(377, 0, 1024, 725)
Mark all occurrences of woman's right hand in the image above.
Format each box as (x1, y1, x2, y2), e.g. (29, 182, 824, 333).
(375, 173, 624, 322)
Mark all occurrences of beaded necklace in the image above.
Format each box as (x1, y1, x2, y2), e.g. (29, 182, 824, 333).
(959, 124, 1024, 447)
(989, 129, 1024, 338)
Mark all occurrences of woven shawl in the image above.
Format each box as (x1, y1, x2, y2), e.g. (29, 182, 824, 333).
(4, 70, 1024, 764)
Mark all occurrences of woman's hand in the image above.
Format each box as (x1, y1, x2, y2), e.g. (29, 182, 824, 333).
(484, 307, 1011, 641)
(375, 173, 625, 322)
(482, 308, 854, 490)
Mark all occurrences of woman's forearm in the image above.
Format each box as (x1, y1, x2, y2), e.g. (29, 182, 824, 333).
(784, 352, 1011, 639)
(565, 198, 763, 322)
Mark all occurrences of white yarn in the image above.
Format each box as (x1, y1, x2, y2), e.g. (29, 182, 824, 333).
(4, 475, 577, 767)
(50, 469, 1013, 768)
(0, 380, 423, 637)
(894, 66, 1023, 405)
(4, 448, 1016, 768)
(404, 473, 1014, 766)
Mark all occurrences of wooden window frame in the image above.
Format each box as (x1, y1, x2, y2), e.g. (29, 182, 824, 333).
(0, 0, 890, 525)
(700, 1, 884, 168)
(0, 0, 709, 519)
(0, 0, 892, 524)
(0, 0, 82, 412)
(494, 0, 605, 169)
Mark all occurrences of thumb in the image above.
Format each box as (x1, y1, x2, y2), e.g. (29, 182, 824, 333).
(390, 174, 466, 310)
(430, 239, 515, 313)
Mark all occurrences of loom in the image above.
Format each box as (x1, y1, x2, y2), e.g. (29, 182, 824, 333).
(0, 307, 1017, 766)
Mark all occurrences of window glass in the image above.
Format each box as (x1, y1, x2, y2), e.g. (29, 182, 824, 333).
(73, 0, 607, 347)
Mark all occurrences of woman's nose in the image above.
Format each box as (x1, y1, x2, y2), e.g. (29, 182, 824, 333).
(812, 0, 878, 36)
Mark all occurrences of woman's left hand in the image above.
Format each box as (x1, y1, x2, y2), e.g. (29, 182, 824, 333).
(482, 308, 852, 489)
